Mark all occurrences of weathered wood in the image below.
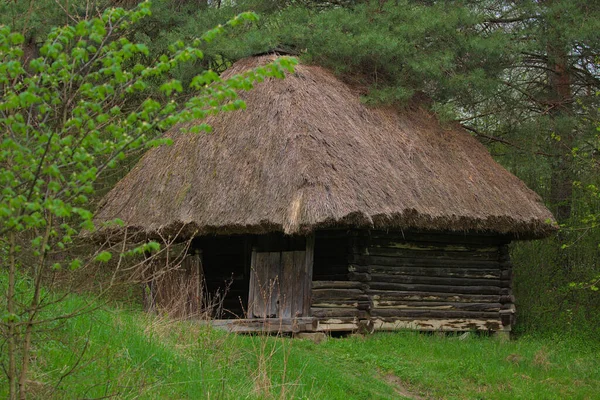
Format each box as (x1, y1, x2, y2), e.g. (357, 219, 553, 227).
(370, 308, 500, 319)
(355, 265, 502, 279)
(365, 247, 499, 261)
(312, 288, 369, 301)
(315, 317, 360, 332)
(499, 294, 515, 304)
(369, 273, 503, 287)
(348, 271, 371, 282)
(368, 231, 508, 245)
(310, 273, 349, 281)
(249, 249, 308, 319)
(371, 301, 502, 312)
(312, 281, 366, 290)
(368, 282, 503, 295)
(209, 317, 317, 333)
(351, 255, 501, 268)
(303, 235, 315, 317)
(280, 251, 296, 318)
(368, 238, 499, 252)
(311, 299, 361, 308)
(249, 251, 278, 318)
(367, 290, 501, 303)
(371, 318, 503, 331)
(311, 308, 364, 318)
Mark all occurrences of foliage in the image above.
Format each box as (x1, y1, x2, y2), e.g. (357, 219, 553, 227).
(0, 1, 296, 398)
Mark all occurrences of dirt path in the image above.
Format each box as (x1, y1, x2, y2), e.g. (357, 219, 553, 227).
(381, 372, 427, 400)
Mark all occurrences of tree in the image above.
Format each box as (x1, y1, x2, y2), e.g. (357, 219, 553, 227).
(0, 2, 296, 398)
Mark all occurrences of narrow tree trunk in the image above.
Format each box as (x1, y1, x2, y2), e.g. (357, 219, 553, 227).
(546, 6, 574, 223)
(8, 232, 18, 400)
(18, 219, 52, 399)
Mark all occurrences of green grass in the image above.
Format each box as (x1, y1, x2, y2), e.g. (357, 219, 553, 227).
(2, 291, 599, 399)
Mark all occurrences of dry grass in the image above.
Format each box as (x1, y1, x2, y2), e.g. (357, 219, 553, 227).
(95, 55, 556, 241)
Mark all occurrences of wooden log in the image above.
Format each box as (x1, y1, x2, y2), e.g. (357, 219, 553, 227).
(312, 281, 365, 290)
(313, 256, 350, 266)
(367, 290, 501, 303)
(312, 263, 349, 274)
(500, 261, 512, 270)
(311, 288, 369, 301)
(364, 247, 499, 261)
(209, 317, 317, 333)
(499, 294, 515, 304)
(348, 271, 371, 282)
(315, 317, 360, 332)
(311, 308, 363, 318)
(359, 265, 502, 279)
(369, 273, 503, 287)
(500, 305, 516, 327)
(368, 231, 508, 246)
(350, 255, 500, 269)
(371, 301, 502, 312)
(370, 308, 500, 319)
(368, 282, 503, 295)
(371, 318, 503, 332)
(368, 238, 499, 253)
(310, 274, 349, 281)
(500, 270, 511, 280)
(311, 299, 361, 308)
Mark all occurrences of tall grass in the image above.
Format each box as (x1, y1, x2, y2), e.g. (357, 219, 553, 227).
(1, 271, 599, 399)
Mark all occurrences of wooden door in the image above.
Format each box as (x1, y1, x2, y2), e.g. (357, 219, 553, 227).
(248, 250, 308, 319)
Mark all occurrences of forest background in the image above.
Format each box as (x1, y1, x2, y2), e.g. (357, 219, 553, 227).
(0, 0, 599, 398)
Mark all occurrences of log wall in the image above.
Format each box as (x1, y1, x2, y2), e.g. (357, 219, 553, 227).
(311, 230, 515, 332)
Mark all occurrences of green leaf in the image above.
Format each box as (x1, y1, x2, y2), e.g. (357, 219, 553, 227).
(94, 251, 112, 263)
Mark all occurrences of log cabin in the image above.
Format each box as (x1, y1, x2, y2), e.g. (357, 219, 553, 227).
(94, 55, 557, 334)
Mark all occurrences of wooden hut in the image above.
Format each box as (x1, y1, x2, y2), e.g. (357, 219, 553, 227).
(94, 56, 556, 334)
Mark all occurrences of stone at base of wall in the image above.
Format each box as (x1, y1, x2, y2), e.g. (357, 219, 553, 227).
(294, 332, 328, 344)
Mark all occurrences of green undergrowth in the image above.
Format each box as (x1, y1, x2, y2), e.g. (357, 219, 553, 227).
(1, 290, 599, 399)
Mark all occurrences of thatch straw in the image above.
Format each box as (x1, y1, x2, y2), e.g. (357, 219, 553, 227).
(94, 56, 557, 240)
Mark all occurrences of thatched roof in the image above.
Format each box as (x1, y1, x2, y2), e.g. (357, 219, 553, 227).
(94, 56, 556, 240)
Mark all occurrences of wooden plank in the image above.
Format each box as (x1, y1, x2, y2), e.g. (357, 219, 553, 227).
(280, 251, 295, 319)
(293, 250, 305, 317)
(304, 234, 315, 317)
(247, 248, 258, 318)
(268, 252, 281, 317)
(249, 251, 281, 318)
